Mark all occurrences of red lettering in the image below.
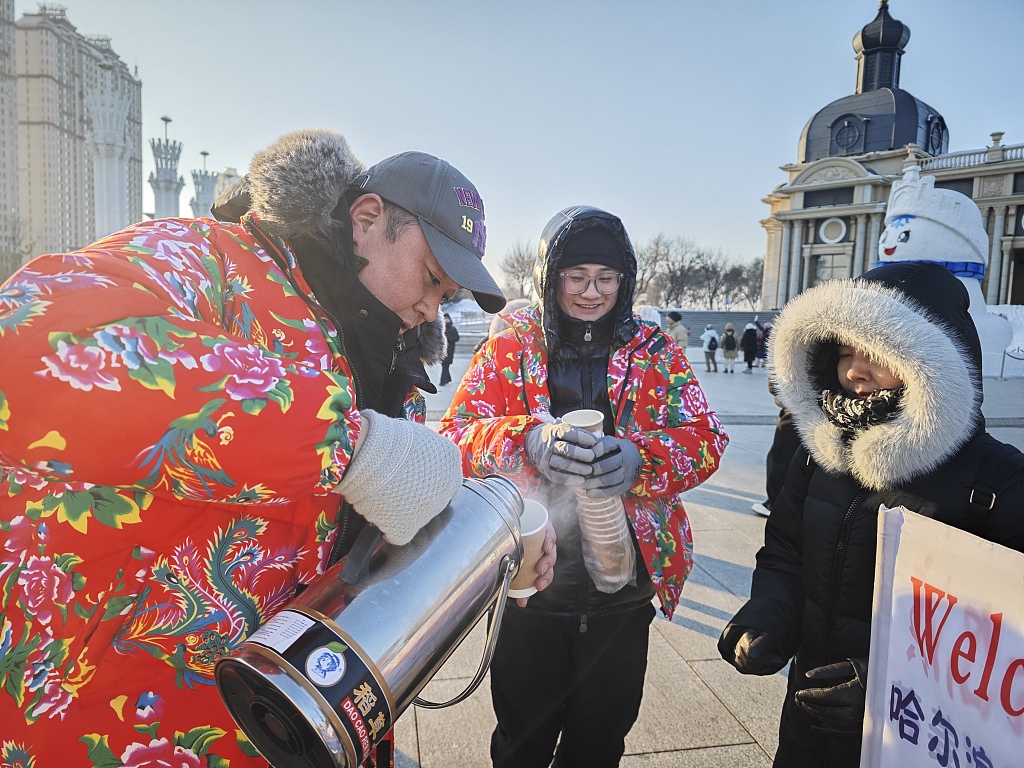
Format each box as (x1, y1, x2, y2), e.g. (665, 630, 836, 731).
(910, 577, 958, 665)
(974, 612, 1003, 702)
(1000, 658, 1024, 717)
(341, 697, 371, 758)
(951, 631, 977, 684)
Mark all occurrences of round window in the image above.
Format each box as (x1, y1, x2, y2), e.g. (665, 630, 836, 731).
(819, 217, 847, 244)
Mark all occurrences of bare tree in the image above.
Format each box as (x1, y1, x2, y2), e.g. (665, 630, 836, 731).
(685, 247, 737, 310)
(635, 233, 672, 300)
(731, 257, 764, 311)
(653, 236, 699, 307)
(498, 239, 536, 299)
(720, 263, 746, 310)
(0, 215, 35, 284)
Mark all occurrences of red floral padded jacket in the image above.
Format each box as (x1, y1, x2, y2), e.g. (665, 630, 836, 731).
(0, 216, 420, 767)
(439, 306, 728, 619)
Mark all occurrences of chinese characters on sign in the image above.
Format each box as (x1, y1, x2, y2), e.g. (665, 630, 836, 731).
(861, 507, 1024, 767)
(889, 684, 994, 767)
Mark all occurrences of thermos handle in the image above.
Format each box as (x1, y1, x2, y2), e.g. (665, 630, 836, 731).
(413, 554, 516, 710)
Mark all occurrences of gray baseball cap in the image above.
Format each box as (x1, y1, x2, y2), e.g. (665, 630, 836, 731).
(353, 152, 506, 313)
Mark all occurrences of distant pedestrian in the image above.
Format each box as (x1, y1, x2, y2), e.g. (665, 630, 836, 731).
(700, 324, 719, 372)
(720, 322, 738, 373)
(740, 322, 759, 372)
(439, 312, 460, 386)
(756, 321, 771, 367)
(666, 311, 689, 348)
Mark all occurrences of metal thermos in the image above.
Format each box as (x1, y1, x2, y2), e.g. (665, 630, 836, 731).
(215, 475, 524, 768)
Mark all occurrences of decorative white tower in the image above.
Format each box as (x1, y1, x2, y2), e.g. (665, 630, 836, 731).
(189, 150, 217, 218)
(85, 38, 131, 239)
(148, 116, 184, 218)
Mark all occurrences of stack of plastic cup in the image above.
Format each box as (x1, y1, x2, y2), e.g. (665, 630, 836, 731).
(561, 410, 636, 593)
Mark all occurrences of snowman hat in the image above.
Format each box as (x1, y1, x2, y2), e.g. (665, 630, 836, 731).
(885, 166, 988, 264)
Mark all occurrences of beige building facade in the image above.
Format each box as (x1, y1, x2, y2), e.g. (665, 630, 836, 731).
(761, 138, 1024, 309)
(16, 5, 142, 259)
(760, 1, 1024, 309)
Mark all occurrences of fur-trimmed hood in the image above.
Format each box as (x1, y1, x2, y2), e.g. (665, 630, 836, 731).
(770, 261, 984, 490)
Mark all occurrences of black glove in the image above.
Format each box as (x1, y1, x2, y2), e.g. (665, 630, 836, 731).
(581, 436, 643, 498)
(524, 422, 599, 487)
(718, 625, 788, 676)
(794, 658, 868, 733)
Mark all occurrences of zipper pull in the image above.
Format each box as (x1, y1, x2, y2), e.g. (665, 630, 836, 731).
(579, 613, 588, 633)
(584, 323, 592, 342)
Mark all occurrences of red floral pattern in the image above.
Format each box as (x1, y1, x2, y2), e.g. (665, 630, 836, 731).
(440, 306, 728, 618)
(0, 215, 420, 765)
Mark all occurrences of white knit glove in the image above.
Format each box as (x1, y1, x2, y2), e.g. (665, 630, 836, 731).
(338, 410, 463, 545)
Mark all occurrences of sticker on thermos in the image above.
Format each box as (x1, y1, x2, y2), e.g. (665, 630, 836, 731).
(273, 615, 394, 766)
(246, 609, 315, 654)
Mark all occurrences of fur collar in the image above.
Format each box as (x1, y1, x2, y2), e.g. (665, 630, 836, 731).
(419, 314, 447, 366)
(246, 129, 364, 239)
(770, 278, 979, 490)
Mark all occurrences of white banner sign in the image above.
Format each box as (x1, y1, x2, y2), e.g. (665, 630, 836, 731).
(861, 506, 1024, 767)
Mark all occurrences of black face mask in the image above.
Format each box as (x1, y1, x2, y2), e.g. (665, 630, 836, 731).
(818, 387, 905, 440)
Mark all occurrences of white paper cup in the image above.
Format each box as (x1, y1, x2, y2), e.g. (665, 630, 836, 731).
(508, 500, 549, 598)
(561, 409, 605, 436)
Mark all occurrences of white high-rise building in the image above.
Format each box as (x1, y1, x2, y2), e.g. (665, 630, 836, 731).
(16, 5, 142, 258)
(0, 0, 18, 246)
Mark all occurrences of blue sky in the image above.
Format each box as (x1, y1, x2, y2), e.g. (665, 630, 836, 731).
(17, 0, 1024, 279)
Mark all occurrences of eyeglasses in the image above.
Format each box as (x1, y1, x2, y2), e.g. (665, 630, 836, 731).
(558, 271, 623, 295)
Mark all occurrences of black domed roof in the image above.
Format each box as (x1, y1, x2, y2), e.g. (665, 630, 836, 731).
(799, 90, 947, 162)
(798, 1, 947, 163)
(854, 1, 910, 56)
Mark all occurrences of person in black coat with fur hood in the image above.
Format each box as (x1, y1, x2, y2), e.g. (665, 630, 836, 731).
(718, 262, 1024, 768)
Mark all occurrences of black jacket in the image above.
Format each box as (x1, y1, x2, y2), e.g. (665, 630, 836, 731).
(442, 322, 460, 366)
(740, 326, 759, 355)
(726, 262, 1024, 767)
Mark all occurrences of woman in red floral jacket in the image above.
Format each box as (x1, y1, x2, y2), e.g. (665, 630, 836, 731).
(0, 130, 508, 766)
(440, 206, 728, 768)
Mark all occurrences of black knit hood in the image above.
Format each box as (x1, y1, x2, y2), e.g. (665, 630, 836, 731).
(770, 261, 984, 490)
(533, 206, 639, 353)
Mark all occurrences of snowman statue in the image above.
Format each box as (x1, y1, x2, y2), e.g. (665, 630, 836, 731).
(878, 165, 1013, 376)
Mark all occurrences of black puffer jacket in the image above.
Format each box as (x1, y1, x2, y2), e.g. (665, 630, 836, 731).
(725, 262, 1024, 768)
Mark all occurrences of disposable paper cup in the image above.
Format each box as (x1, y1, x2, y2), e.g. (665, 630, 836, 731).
(580, 498, 620, 513)
(509, 499, 549, 598)
(585, 521, 629, 536)
(561, 409, 605, 436)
